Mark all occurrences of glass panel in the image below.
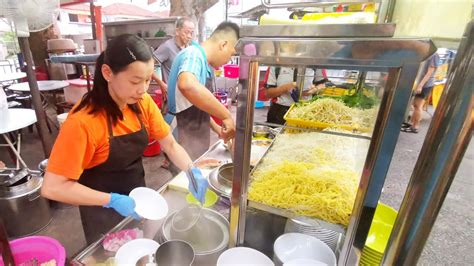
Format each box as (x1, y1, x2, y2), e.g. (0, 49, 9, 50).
(247, 63, 389, 255)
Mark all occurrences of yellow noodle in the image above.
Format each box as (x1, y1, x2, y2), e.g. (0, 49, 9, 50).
(249, 161, 359, 226)
(248, 132, 369, 226)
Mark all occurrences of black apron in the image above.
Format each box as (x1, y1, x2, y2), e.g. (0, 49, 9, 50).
(176, 72, 214, 160)
(267, 103, 290, 125)
(78, 110, 149, 244)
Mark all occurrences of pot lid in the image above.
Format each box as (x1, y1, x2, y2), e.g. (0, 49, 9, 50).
(0, 168, 29, 187)
(0, 175, 42, 199)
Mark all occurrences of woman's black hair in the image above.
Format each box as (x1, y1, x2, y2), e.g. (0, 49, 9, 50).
(73, 34, 153, 125)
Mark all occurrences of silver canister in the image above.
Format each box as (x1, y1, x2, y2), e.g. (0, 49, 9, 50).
(155, 240, 195, 266)
(0, 175, 52, 237)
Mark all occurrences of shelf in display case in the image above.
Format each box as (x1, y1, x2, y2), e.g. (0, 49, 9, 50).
(247, 200, 346, 234)
(246, 128, 371, 229)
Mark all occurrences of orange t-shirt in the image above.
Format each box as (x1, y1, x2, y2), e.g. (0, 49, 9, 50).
(47, 93, 170, 180)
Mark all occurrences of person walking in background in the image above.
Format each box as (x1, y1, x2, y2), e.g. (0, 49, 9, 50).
(402, 53, 440, 133)
(152, 17, 196, 96)
(265, 66, 326, 125)
(41, 34, 208, 244)
(152, 17, 195, 173)
(167, 21, 239, 160)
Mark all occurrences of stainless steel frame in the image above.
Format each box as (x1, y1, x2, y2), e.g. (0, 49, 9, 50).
(261, 0, 376, 9)
(231, 24, 436, 264)
(383, 20, 474, 265)
(240, 24, 395, 38)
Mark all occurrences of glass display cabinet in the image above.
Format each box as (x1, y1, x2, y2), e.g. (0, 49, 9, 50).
(229, 24, 436, 265)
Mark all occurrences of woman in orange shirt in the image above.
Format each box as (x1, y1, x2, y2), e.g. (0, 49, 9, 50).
(41, 34, 207, 244)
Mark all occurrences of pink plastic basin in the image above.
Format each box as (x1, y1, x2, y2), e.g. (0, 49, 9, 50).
(0, 236, 66, 266)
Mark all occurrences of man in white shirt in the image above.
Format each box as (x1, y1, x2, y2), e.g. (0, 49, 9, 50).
(265, 66, 325, 124)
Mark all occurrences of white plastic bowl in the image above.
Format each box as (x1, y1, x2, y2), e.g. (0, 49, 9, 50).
(217, 247, 274, 266)
(284, 258, 328, 266)
(274, 233, 336, 266)
(115, 238, 159, 265)
(57, 112, 68, 126)
(129, 187, 168, 220)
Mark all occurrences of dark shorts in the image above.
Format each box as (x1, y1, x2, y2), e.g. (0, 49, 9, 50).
(176, 105, 210, 160)
(414, 86, 434, 99)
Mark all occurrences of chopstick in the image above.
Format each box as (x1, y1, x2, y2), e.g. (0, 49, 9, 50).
(0, 219, 15, 266)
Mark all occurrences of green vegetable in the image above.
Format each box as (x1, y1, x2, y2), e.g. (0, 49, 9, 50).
(155, 29, 166, 37)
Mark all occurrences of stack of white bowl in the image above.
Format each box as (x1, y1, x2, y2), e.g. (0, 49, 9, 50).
(284, 216, 345, 252)
(274, 233, 336, 266)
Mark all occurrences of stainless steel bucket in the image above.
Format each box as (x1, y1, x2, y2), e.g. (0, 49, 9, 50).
(155, 240, 195, 266)
(0, 175, 52, 237)
(159, 208, 229, 266)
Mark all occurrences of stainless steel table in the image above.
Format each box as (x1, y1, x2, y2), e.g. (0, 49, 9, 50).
(8, 80, 70, 118)
(0, 72, 26, 84)
(0, 108, 37, 169)
(71, 141, 233, 265)
(8, 80, 69, 93)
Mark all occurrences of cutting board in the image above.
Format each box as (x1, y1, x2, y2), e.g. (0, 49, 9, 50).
(167, 169, 214, 193)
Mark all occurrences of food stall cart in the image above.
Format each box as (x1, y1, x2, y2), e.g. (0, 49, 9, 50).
(70, 22, 434, 264)
(70, 17, 472, 265)
(230, 23, 437, 265)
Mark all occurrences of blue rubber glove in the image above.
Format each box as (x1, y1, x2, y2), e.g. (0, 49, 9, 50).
(104, 193, 141, 220)
(186, 167, 209, 204)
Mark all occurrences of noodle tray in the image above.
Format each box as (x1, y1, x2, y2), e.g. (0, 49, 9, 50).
(283, 103, 372, 133)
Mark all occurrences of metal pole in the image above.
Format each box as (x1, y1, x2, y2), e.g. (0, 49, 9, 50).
(383, 20, 474, 265)
(225, 0, 229, 21)
(90, 0, 97, 40)
(18, 37, 53, 158)
(229, 59, 259, 247)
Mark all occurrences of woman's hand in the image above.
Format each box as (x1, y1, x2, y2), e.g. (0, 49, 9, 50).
(104, 193, 141, 220)
(186, 167, 209, 203)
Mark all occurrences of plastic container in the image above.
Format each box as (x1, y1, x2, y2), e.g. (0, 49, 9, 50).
(150, 88, 163, 109)
(144, 89, 163, 156)
(57, 112, 68, 126)
(223, 64, 239, 78)
(143, 139, 161, 157)
(211, 92, 229, 126)
(0, 236, 66, 266)
(186, 190, 219, 208)
(65, 78, 92, 104)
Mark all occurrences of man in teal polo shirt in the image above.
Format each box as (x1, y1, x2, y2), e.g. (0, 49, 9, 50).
(167, 22, 239, 159)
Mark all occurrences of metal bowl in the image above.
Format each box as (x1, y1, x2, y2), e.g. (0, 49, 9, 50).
(208, 163, 254, 198)
(253, 125, 271, 138)
(218, 163, 234, 187)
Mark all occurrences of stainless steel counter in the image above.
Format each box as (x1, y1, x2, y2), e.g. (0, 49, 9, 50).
(71, 141, 233, 264)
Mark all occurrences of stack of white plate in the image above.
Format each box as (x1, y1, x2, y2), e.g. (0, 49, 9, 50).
(284, 216, 345, 252)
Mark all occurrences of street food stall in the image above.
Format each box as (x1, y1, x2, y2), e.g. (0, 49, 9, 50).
(69, 19, 473, 266)
(229, 23, 437, 265)
(69, 22, 430, 264)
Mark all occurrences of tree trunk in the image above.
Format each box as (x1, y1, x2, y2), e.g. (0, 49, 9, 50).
(170, 0, 219, 42)
(27, 25, 58, 70)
